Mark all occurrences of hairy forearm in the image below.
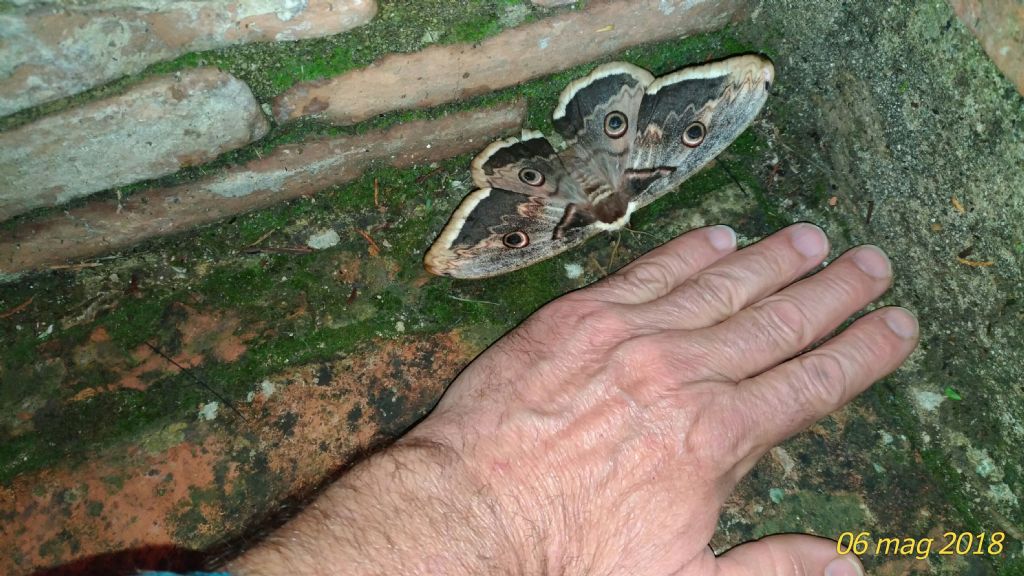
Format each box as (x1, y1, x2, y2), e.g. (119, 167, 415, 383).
(225, 440, 539, 576)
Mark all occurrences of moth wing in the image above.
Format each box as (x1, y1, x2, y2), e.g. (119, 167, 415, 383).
(470, 131, 588, 204)
(424, 187, 602, 279)
(627, 55, 775, 206)
(552, 63, 654, 193)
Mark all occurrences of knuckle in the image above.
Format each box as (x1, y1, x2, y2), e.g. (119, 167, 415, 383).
(612, 336, 669, 381)
(613, 335, 712, 389)
(792, 352, 849, 412)
(620, 258, 679, 292)
(819, 272, 861, 303)
(748, 296, 812, 348)
(686, 400, 742, 459)
(540, 296, 628, 347)
(538, 296, 585, 322)
(684, 270, 743, 319)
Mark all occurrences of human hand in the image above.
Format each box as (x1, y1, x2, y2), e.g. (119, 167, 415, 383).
(229, 223, 918, 576)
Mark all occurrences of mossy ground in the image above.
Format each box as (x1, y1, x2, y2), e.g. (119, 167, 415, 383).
(1, 0, 1021, 574)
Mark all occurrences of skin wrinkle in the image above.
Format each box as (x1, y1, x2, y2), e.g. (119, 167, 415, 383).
(710, 392, 767, 480)
(647, 333, 736, 385)
(792, 351, 852, 414)
(592, 229, 731, 305)
(671, 267, 749, 324)
(442, 399, 578, 574)
(647, 258, 806, 330)
(488, 357, 636, 574)
(753, 294, 817, 351)
(617, 253, 690, 299)
(677, 384, 736, 457)
(503, 308, 622, 414)
(707, 297, 810, 382)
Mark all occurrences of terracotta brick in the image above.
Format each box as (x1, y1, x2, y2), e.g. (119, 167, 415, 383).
(273, 0, 751, 125)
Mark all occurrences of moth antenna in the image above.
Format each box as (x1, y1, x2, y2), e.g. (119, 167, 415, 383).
(608, 232, 623, 270)
(447, 294, 499, 306)
(625, 226, 659, 241)
(144, 341, 249, 423)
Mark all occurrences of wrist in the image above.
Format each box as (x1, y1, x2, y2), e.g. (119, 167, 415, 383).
(226, 438, 540, 576)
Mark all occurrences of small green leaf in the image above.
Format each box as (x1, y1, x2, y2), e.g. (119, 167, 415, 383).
(944, 386, 962, 401)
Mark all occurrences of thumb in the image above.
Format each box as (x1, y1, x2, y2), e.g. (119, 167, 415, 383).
(716, 534, 864, 576)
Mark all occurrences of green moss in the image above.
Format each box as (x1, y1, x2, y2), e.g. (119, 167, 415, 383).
(0, 330, 39, 368)
(996, 556, 1024, 576)
(103, 295, 175, 348)
(85, 500, 104, 517)
(140, 422, 189, 454)
(447, 13, 505, 44)
(101, 474, 126, 492)
(870, 381, 985, 533)
(37, 536, 67, 562)
(754, 490, 868, 538)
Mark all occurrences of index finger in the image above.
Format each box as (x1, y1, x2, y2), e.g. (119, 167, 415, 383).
(585, 225, 738, 304)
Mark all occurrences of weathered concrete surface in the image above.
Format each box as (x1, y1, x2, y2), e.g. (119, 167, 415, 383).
(272, 0, 750, 124)
(717, 2, 1024, 574)
(0, 0, 378, 116)
(0, 100, 526, 278)
(0, 327, 471, 575)
(948, 0, 1024, 96)
(0, 68, 269, 222)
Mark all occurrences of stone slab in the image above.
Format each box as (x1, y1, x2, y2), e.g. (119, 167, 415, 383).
(272, 0, 750, 125)
(0, 100, 527, 279)
(0, 0, 378, 116)
(0, 68, 270, 221)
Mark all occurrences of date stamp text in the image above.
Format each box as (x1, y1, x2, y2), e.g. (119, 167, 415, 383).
(836, 531, 1006, 560)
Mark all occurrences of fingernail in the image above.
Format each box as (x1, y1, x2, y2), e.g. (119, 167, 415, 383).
(789, 224, 827, 258)
(825, 555, 863, 576)
(884, 307, 919, 339)
(852, 245, 892, 279)
(707, 225, 737, 251)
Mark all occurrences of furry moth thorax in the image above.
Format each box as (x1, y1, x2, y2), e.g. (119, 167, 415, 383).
(425, 54, 774, 279)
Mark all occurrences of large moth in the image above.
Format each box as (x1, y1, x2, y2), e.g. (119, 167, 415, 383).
(425, 55, 774, 279)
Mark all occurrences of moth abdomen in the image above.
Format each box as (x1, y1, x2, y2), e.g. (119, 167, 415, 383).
(590, 191, 630, 224)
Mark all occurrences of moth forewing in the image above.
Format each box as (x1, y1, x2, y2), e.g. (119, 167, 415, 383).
(629, 55, 774, 209)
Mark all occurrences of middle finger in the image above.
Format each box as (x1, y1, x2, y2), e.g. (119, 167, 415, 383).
(698, 244, 894, 382)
